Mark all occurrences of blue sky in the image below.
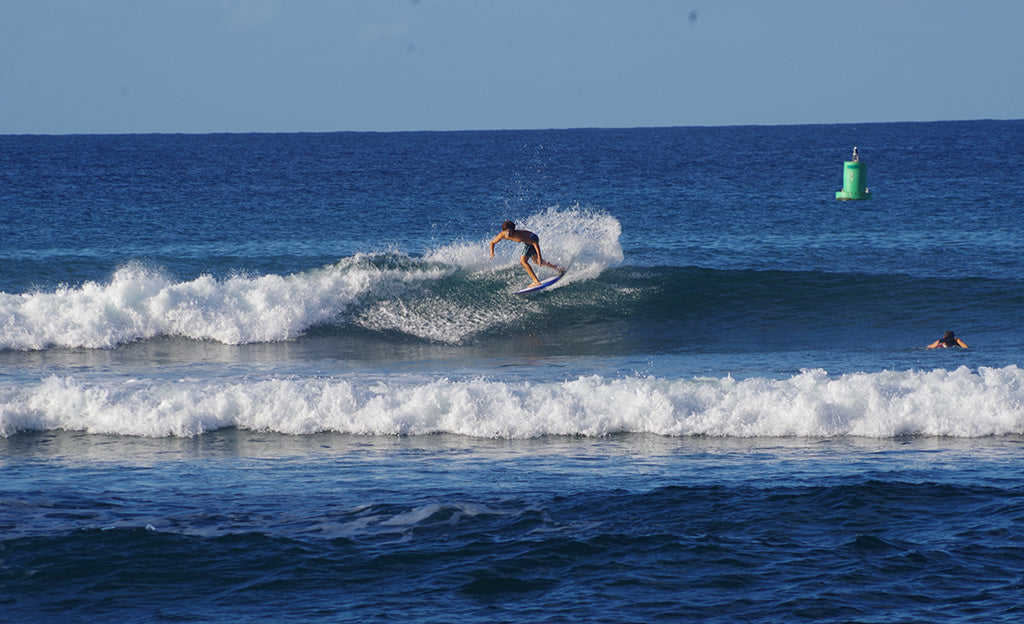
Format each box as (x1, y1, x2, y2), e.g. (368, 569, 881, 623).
(2, 0, 1021, 134)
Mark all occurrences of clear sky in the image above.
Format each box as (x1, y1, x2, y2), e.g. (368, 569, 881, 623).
(2, 0, 1022, 134)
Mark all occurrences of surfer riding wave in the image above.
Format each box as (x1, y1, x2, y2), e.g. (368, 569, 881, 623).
(489, 220, 565, 287)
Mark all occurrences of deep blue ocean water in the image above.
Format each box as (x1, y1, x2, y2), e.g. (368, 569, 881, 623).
(2, 120, 1024, 622)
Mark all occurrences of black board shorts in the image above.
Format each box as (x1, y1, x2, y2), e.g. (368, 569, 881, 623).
(522, 234, 539, 258)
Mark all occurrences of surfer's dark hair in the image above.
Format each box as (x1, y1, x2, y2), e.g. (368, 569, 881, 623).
(502, 220, 515, 232)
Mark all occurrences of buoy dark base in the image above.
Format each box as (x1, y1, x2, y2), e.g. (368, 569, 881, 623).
(835, 191, 872, 200)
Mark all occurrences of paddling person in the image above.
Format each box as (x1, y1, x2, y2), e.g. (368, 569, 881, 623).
(926, 330, 968, 349)
(489, 220, 565, 287)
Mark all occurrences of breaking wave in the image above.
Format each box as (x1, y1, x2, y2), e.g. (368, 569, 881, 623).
(3, 366, 1023, 439)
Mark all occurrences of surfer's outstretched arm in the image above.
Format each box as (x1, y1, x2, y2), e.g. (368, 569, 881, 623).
(488, 231, 508, 258)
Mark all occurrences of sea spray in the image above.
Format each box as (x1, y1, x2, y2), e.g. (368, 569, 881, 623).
(426, 204, 624, 284)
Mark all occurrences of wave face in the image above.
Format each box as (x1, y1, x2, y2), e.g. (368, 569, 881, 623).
(1, 260, 1014, 356)
(0, 207, 623, 350)
(3, 366, 1023, 438)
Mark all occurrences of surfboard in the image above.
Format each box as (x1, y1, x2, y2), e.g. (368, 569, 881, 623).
(514, 273, 564, 295)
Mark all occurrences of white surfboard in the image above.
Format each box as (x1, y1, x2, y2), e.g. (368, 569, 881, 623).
(514, 273, 564, 295)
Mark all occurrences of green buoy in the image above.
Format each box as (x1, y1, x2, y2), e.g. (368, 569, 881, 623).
(835, 146, 872, 200)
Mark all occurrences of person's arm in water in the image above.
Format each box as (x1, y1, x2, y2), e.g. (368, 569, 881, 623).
(926, 337, 969, 348)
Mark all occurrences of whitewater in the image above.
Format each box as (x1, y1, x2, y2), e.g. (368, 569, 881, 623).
(2, 366, 1024, 439)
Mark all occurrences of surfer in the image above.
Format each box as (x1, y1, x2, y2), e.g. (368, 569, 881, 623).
(926, 330, 968, 349)
(489, 220, 565, 287)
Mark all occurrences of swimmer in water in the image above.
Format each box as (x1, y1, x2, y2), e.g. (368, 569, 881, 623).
(926, 330, 968, 349)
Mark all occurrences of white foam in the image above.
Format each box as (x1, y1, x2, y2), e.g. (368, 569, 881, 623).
(3, 366, 1023, 439)
(0, 256, 446, 350)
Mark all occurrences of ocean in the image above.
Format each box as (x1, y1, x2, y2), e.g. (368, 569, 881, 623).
(2, 120, 1023, 622)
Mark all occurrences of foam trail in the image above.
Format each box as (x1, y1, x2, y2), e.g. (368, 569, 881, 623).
(3, 367, 1023, 439)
